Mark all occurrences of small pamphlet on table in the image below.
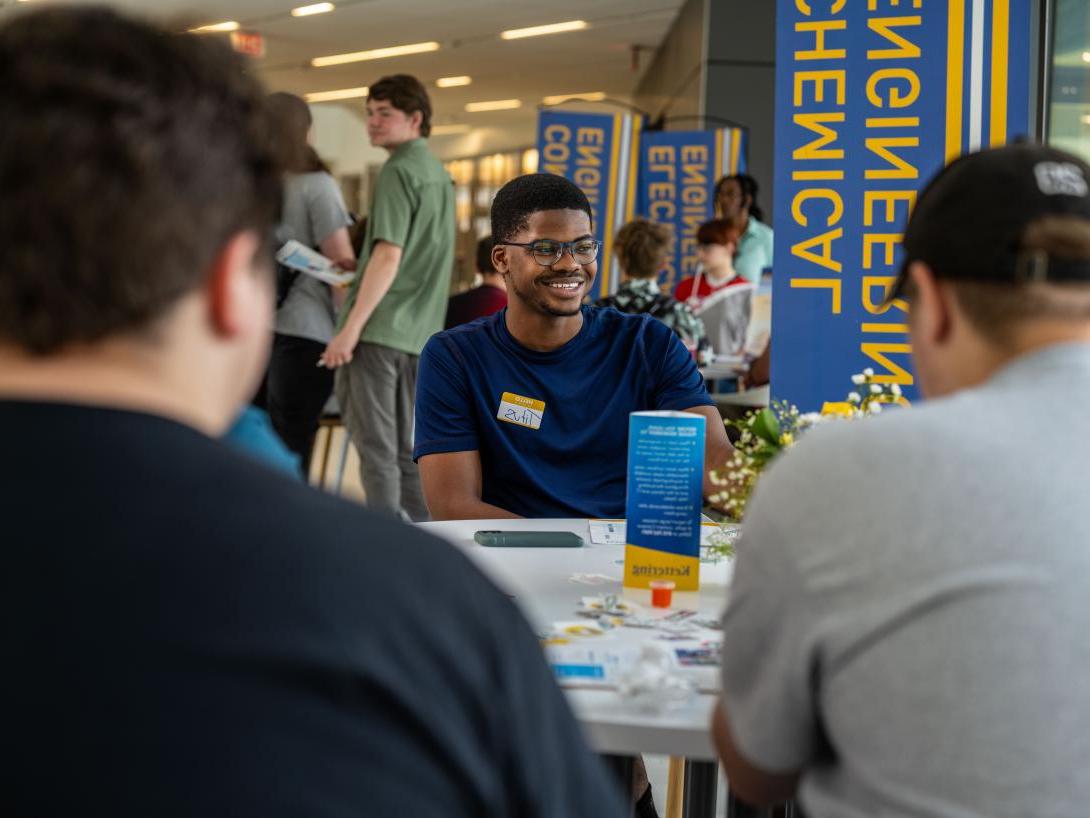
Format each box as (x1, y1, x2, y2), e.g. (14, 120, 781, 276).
(623, 410, 705, 592)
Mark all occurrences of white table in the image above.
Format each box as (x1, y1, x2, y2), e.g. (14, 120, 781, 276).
(417, 518, 733, 761)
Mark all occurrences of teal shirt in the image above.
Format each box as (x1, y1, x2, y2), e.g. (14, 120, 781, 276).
(341, 138, 455, 355)
(734, 217, 774, 283)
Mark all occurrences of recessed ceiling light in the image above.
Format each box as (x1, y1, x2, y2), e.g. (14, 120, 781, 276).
(431, 124, 471, 135)
(465, 99, 522, 112)
(501, 20, 588, 40)
(1082, 114, 1090, 126)
(292, 3, 335, 17)
(189, 20, 240, 33)
(542, 91, 606, 105)
(1083, 51, 1090, 63)
(312, 41, 440, 68)
(436, 76, 472, 88)
(305, 86, 369, 102)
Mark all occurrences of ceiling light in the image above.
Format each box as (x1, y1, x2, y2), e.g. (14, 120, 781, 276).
(1082, 115, 1090, 126)
(431, 124, 471, 135)
(189, 20, 240, 33)
(436, 76, 472, 88)
(465, 99, 522, 112)
(500, 20, 588, 40)
(542, 91, 606, 105)
(292, 3, 335, 16)
(305, 86, 369, 102)
(312, 41, 440, 67)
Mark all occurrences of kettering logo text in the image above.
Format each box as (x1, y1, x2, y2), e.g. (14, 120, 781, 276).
(631, 565, 692, 577)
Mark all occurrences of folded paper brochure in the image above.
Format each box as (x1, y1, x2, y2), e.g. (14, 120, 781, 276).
(275, 240, 355, 287)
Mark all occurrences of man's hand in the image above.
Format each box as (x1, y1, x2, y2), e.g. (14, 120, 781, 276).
(319, 328, 358, 368)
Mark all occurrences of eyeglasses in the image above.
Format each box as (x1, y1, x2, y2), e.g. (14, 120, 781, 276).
(499, 237, 601, 267)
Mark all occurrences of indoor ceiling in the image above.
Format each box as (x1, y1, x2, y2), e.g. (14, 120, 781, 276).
(2, 0, 686, 152)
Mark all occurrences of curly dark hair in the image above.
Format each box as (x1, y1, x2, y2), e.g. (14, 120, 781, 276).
(714, 173, 765, 223)
(490, 173, 593, 242)
(368, 74, 432, 137)
(0, 6, 283, 354)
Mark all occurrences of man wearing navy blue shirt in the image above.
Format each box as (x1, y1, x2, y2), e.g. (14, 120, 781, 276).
(414, 173, 733, 520)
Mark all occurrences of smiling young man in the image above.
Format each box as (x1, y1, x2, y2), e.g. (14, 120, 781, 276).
(321, 74, 454, 521)
(413, 173, 733, 521)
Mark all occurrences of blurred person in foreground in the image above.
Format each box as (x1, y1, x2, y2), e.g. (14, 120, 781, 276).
(0, 8, 625, 817)
(714, 143, 1090, 816)
(321, 74, 454, 522)
(445, 234, 507, 329)
(595, 218, 711, 363)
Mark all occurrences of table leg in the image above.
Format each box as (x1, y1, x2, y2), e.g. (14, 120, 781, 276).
(601, 754, 636, 817)
(682, 759, 717, 818)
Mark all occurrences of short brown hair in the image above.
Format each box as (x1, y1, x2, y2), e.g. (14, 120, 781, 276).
(949, 216, 1090, 346)
(0, 7, 283, 354)
(696, 219, 742, 248)
(369, 74, 432, 137)
(615, 219, 671, 279)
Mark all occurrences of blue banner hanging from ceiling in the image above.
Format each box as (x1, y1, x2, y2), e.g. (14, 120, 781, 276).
(536, 110, 642, 300)
(771, 0, 1032, 410)
(636, 128, 748, 293)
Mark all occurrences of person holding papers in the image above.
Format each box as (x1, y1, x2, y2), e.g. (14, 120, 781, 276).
(414, 173, 734, 521)
(265, 92, 355, 476)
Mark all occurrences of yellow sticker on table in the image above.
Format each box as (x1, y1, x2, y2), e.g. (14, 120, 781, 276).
(497, 391, 545, 430)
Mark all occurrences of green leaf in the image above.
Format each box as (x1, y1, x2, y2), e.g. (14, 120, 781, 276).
(750, 408, 782, 446)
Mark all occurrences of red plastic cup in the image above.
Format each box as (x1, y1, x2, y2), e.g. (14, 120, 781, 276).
(649, 580, 675, 608)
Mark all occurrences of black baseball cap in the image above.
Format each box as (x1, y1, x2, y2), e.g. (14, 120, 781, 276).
(890, 143, 1090, 300)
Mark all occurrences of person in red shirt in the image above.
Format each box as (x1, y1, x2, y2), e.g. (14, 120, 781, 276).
(444, 234, 507, 328)
(673, 219, 749, 310)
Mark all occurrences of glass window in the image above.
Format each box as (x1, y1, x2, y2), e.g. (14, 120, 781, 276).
(1048, 0, 1090, 161)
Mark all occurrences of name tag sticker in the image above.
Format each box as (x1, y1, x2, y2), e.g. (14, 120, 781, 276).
(497, 391, 545, 430)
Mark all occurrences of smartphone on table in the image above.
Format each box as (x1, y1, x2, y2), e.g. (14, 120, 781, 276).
(473, 530, 585, 548)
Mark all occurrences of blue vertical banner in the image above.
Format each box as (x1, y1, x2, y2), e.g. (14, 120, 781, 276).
(537, 110, 642, 300)
(772, 0, 1032, 410)
(637, 128, 748, 292)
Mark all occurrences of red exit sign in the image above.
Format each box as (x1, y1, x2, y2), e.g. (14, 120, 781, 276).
(230, 31, 265, 58)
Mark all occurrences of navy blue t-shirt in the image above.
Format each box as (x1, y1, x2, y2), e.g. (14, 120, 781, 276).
(414, 306, 715, 518)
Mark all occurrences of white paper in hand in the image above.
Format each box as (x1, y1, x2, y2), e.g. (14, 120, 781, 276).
(276, 240, 355, 287)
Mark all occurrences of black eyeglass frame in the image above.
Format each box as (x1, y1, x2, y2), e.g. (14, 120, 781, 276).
(497, 238, 602, 267)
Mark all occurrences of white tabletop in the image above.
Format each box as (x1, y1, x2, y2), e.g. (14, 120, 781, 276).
(417, 518, 734, 760)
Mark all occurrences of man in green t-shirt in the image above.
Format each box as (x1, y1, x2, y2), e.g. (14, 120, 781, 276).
(320, 75, 454, 520)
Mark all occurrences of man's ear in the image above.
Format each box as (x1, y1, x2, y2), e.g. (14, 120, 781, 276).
(491, 243, 510, 274)
(206, 230, 268, 339)
(908, 261, 952, 347)
(410, 110, 424, 134)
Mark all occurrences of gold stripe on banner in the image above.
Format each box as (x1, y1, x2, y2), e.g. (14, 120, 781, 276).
(624, 116, 642, 222)
(715, 128, 726, 180)
(729, 128, 742, 174)
(990, 0, 1009, 146)
(603, 113, 624, 295)
(946, 1, 966, 163)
